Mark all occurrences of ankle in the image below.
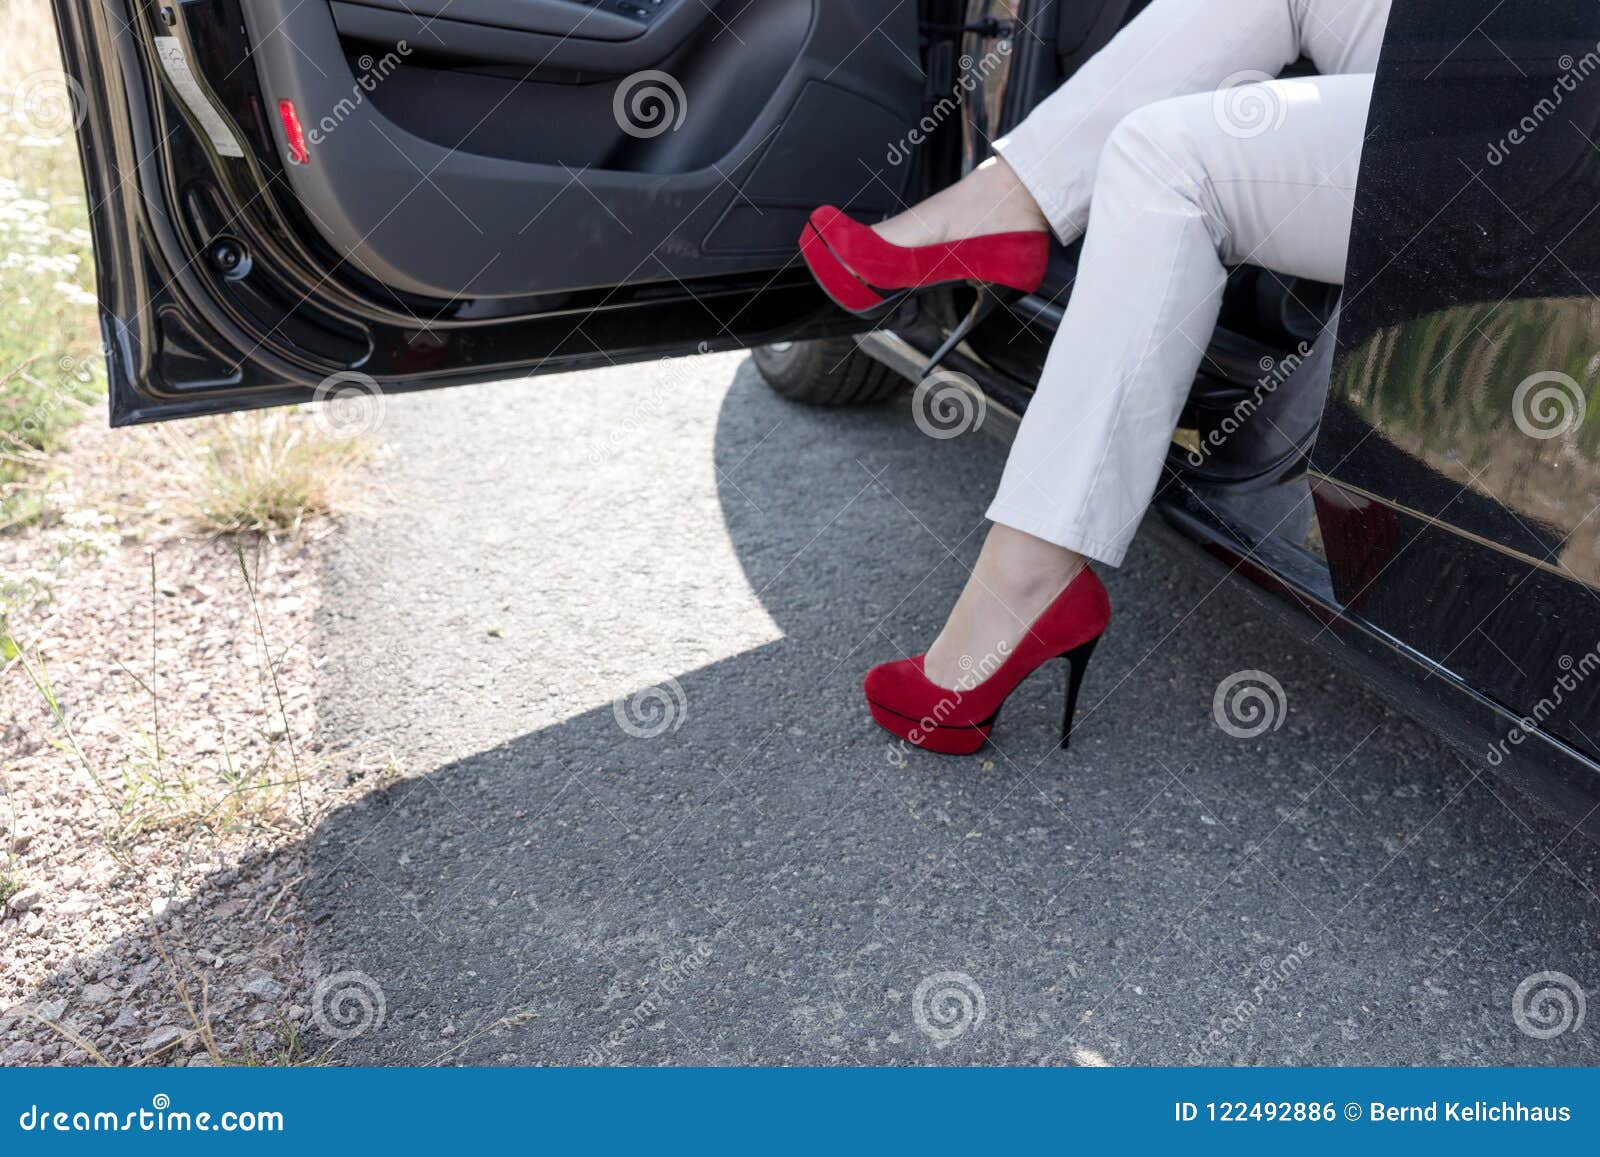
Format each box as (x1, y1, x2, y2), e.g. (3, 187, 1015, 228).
(873, 202, 1046, 249)
(973, 542, 1084, 606)
(870, 157, 1050, 249)
(987, 197, 1051, 238)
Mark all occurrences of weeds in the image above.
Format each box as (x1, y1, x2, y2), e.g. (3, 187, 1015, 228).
(7, 545, 318, 856)
(4, 0, 365, 534)
(235, 538, 310, 823)
(230, 1014, 315, 1067)
(0, 769, 19, 907)
(165, 411, 369, 535)
(24, 920, 322, 1066)
(12, 1005, 112, 1066)
(1, 0, 366, 1063)
(8, 649, 313, 856)
(1, 0, 106, 529)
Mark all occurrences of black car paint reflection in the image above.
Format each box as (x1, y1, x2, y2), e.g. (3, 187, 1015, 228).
(1317, 0, 1600, 775)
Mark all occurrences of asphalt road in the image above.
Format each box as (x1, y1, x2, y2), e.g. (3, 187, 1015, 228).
(304, 351, 1600, 1065)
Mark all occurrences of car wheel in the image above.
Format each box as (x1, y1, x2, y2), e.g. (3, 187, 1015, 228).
(751, 338, 905, 406)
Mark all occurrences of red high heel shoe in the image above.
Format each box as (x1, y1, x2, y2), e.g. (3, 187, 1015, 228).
(863, 568, 1111, 756)
(797, 219, 893, 314)
(798, 205, 1051, 376)
(807, 205, 1049, 294)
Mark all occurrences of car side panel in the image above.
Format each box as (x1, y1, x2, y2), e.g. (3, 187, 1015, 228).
(1312, 0, 1600, 766)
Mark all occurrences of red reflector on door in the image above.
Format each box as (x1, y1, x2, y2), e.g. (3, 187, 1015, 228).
(278, 99, 309, 165)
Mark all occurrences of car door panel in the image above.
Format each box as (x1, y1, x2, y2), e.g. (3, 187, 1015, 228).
(1312, 0, 1600, 765)
(251, 0, 920, 298)
(48, 0, 935, 421)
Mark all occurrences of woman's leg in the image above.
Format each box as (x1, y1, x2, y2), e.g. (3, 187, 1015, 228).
(924, 73, 1375, 687)
(873, 0, 1390, 250)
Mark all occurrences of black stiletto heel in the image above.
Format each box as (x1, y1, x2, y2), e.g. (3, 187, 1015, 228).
(1059, 638, 1100, 749)
(920, 282, 1003, 379)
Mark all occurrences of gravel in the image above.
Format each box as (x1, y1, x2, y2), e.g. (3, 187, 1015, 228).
(1, 416, 339, 1065)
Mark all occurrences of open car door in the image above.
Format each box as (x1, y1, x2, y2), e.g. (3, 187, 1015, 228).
(1311, 0, 1600, 814)
(48, 0, 940, 424)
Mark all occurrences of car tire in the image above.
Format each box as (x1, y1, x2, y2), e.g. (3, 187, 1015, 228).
(751, 338, 904, 407)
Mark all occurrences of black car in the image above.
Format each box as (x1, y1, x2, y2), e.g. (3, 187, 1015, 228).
(51, 0, 1600, 837)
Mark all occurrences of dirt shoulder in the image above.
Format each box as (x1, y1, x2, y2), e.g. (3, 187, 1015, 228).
(1, 414, 370, 1065)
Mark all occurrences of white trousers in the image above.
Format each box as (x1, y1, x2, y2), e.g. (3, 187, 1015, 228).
(986, 0, 1391, 566)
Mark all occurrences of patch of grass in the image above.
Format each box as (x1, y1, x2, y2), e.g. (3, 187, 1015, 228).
(3, 2, 368, 538)
(0, 0, 106, 528)
(228, 1015, 318, 1067)
(168, 410, 370, 535)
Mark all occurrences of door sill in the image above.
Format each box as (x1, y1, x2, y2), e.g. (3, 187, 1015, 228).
(854, 329, 1022, 444)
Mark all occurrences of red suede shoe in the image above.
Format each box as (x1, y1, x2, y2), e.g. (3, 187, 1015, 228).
(797, 205, 1052, 376)
(864, 568, 1111, 756)
(807, 204, 1049, 295)
(797, 217, 890, 314)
